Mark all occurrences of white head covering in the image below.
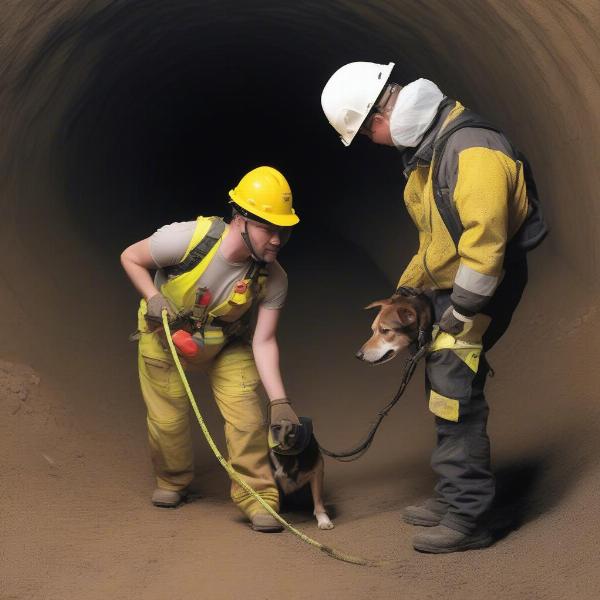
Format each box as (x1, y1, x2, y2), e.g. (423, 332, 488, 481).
(389, 79, 445, 148)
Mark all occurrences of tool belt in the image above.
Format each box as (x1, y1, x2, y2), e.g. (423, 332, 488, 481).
(138, 310, 252, 345)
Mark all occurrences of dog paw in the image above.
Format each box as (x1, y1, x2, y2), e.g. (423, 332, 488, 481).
(315, 512, 334, 529)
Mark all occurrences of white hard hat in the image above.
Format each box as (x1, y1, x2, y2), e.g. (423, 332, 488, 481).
(321, 61, 395, 146)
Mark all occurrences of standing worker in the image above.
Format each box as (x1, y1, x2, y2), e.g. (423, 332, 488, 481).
(321, 62, 546, 552)
(121, 166, 303, 533)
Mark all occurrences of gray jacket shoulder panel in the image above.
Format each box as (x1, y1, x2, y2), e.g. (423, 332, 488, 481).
(437, 127, 515, 194)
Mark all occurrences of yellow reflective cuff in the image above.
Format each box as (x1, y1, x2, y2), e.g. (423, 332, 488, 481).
(429, 390, 460, 422)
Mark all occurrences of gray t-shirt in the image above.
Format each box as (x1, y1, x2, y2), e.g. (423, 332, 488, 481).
(150, 221, 287, 311)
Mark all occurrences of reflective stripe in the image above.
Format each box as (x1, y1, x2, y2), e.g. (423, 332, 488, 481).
(429, 390, 459, 422)
(455, 263, 498, 297)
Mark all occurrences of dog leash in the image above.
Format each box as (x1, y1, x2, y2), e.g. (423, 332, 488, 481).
(319, 340, 430, 462)
(161, 310, 376, 567)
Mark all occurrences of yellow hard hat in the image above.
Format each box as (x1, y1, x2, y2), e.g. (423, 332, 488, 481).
(228, 166, 300, 226)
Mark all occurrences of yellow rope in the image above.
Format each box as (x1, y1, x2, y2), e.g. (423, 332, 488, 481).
(162, 311, 374, 566)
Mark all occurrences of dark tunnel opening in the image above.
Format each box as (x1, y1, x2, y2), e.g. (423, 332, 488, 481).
(41, 1, 414, 254)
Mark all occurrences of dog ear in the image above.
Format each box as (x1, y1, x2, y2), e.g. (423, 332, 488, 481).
(364, 299, 392, 310)
(396, 305, 417, 325)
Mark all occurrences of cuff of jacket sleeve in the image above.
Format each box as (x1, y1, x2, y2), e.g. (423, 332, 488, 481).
(450, 285, 491, 316)
(450, 301, 477, 318)
(452, 307, 474, 322)
(451, 264, 499, 315)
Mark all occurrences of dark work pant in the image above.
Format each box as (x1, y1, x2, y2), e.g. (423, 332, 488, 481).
(425, 258, 528, 533)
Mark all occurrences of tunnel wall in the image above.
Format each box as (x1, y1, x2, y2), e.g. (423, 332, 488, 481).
(1, 0, 600, 366)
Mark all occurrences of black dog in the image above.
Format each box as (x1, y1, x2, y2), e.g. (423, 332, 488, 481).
(269, 419, 334, 530)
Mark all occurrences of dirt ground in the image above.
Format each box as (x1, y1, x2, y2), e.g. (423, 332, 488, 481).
(3, 235, 600, 600)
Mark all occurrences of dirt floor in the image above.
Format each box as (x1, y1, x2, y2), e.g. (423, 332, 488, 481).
(3, 234, 600, 600)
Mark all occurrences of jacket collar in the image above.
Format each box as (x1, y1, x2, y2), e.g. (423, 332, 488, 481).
(402, 98, 456, 176)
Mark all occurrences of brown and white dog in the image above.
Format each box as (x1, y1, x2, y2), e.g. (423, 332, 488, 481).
(356, 290, 434, 365)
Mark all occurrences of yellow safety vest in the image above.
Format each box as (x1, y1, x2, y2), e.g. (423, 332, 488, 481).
(137, 216, 268, 353)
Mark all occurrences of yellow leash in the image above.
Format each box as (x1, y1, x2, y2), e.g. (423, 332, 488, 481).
(161, 311, 374, 567)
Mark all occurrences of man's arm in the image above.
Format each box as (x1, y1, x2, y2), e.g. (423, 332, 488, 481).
(120, 238, 160, 300)
(253, 305, 300, 435)
(252, 305, 286, 400)
(450, 146, 513, 316)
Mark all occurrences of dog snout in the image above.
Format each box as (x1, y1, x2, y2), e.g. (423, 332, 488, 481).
(355, 349, 365, 361)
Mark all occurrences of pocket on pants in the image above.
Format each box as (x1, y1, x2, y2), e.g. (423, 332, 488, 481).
(426, 347, 480, 422)
(141, 355, 186, 398)
(429, 390, 460, 422)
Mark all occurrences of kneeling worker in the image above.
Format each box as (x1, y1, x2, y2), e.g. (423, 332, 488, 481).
(121, 166, 301, 532)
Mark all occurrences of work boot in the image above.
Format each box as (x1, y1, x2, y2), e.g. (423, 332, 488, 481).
(151, 488, 186, 508)
(251, 512, 284, 533)
(402, 498, 447, 526)
(413, 524, 493, 553)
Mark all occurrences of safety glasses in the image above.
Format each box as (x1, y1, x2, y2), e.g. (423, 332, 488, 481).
(246, 219, 293, 246)
(359, 83, 400, 134)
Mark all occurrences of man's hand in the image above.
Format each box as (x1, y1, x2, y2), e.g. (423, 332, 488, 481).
(146, 293, 176, 328)
(439, 305, 473, 336)
(268, 398, 300, 446)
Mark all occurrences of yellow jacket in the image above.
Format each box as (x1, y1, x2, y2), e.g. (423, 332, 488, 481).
(397, 101, 529, 314)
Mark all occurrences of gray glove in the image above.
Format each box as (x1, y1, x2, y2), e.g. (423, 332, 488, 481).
(146, 293, 176, 328)
(438, 305, 473, 336)
(268, 398, 300, 447)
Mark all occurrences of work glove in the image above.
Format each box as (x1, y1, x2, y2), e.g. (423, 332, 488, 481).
(438, 305, 473, 336)
(268, 398, 300, 448)
(145, 293, 176, 329)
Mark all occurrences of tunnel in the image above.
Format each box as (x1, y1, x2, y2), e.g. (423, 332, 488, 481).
(2, 1, 599, 597)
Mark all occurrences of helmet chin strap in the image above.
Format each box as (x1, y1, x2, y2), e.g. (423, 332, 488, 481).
(241, 219, 266, 264)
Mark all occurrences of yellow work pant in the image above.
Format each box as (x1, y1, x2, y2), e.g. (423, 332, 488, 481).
(138, 333, 279, 518)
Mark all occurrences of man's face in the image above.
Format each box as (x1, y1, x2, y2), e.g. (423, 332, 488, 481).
(240, 217, 292, 263)
(359, 113, 394, 146)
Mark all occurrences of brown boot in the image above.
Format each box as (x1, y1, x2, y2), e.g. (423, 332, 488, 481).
(402, 498, 446, 526)
(413, 524, 492, 553)
(151, 488, 186, 508)
(251, 512, 284, 533)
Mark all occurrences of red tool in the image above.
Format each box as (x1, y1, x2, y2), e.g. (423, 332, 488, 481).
(198, 288, 212, 306)
(172, 330, 199, 358)
(170, 288, 214, 358)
